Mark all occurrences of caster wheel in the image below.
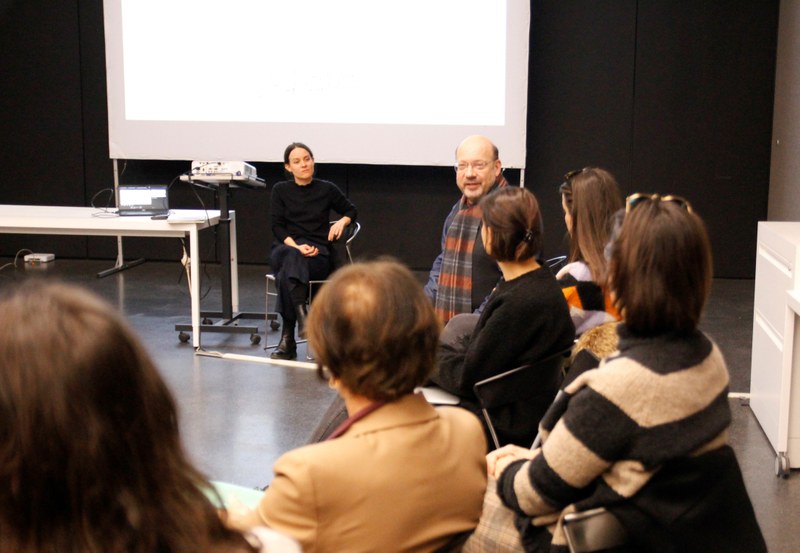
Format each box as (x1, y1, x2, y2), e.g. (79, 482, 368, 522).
(776, 453, 790, 479)
(250, 333, 261, 345)
(202, 318, 213, 325)
(178, 332, 190, 343)
(270, 320, 280, 331)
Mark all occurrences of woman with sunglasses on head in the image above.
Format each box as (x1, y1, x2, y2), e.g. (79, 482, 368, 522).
(430, 187, 576, 450)
(0, 280, 300, 553)
(557, 167, 624, 335)
(478, 195, 765, 552)
(269, 142, 357, 360)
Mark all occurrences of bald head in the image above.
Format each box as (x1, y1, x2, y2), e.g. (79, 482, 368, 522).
(455, 135, 502, 204)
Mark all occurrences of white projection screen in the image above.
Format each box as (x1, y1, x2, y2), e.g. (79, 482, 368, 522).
(103, 0, 530, 167)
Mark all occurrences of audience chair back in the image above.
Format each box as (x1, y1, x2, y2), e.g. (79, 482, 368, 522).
(473, 348, 571, 449)
(564, 445, 766, 552)
(563, 508, 629, 552)
(545, 255, 567, 274)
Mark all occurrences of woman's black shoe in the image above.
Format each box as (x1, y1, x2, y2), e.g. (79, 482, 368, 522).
(270, 330, 297, 360)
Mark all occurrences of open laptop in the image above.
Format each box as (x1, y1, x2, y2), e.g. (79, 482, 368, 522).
(117, 184, 169, 216)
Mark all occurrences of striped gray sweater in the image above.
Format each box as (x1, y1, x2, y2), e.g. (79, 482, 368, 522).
(497, 325, 731, 550)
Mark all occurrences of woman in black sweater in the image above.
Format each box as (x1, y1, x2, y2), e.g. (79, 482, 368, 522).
(430, 187, 575, 449)
(269, 142, 357, 360)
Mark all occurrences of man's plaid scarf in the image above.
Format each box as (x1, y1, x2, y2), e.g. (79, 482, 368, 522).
(434, 175, 507, 323)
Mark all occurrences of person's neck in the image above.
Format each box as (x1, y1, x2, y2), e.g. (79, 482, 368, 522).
(294, 177, 312, 186)
(498, 257, 540, 281)
(340, 388, 375, 416)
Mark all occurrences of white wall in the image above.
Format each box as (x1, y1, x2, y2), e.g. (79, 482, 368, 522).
(769, 0, 800, 221)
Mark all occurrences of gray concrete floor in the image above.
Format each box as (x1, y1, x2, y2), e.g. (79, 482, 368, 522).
(1, 258, 798, 551)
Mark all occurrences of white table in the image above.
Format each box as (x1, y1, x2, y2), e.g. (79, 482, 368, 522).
(0, 205, 236, 349)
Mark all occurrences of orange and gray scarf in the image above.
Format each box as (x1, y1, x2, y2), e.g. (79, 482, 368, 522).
(434, 175, 507, 323)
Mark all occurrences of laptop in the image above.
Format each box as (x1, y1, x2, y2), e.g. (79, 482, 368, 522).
(117, 185, 169, 216)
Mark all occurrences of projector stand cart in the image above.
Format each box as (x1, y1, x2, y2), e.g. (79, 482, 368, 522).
(175, 175, 272, 347)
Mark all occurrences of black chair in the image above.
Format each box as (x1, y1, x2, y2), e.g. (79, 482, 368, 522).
(563, 507, 629, 552)
(563, 445, 767, 553)
(472, 348, 571, 449)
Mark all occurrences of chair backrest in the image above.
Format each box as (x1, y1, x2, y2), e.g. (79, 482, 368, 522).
(545, 255, 567, 273)
(328, 221, 361, 270)
(563, 507, 629, 553)
(473, 349, 569, 409)
(473, 348, 570, 448)
(343, 221, 361, 264)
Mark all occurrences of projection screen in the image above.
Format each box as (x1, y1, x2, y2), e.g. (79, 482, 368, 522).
(103, 0, 530, 167)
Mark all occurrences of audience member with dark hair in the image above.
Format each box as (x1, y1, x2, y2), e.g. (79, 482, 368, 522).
(479, 194, 765, 552)
(430, 187, 575, 449)
(0, 281, 299, 553)
(556, 167, 624, 334)
(269, 141, 358, 360)
(228, 260, 488, 553)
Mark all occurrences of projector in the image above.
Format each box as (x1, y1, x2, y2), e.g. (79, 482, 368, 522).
(191, 160, 257, 179)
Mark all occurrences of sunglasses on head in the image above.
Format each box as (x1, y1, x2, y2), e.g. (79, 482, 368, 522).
(625, 193, 693, 215)
(559, 167, 591, 194)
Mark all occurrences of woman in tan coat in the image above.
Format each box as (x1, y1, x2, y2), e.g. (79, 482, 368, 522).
(228, 260, 488, 552)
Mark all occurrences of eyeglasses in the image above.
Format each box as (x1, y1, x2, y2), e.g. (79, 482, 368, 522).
(625, 193, 693, 215)
(455, 160, 494, 173)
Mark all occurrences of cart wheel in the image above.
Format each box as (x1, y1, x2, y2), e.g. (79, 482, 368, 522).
(776, 453, 790, 479)
(202, 318, 213, 325)
(250, 333, 261, 345)
(270, 320, 280, 331)
(178, 331, 190, 343)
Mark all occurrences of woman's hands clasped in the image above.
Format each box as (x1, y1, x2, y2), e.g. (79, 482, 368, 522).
(296, 243, 319, 257)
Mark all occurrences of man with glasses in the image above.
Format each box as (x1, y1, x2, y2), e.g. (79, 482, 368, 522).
(424, 135, 507, 323)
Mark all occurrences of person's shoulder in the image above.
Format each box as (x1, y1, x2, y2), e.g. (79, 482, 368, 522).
(313, 178, 338, 188)
(557, 261, 592, 281)
(436, 405, 483, 433)
(435, 406, 488, 452)
(271, 180, 293, 193)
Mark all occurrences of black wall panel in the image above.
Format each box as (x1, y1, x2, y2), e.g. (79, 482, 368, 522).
(0, 0, 779, 278)
(632, 1, 777, 277)
(0, 0, 87, 257)
(525, 0, 637, 259)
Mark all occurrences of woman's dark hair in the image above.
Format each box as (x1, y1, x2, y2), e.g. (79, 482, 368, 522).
(560, 167, 623, 283)
(307, 259, 441, 401)
(0, 281, 256, 553)
(283, 142, 314, 164)
(609, 198, 712, 336)
(480, 186, 542, 262)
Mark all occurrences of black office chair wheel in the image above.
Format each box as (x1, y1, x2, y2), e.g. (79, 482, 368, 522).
(250, 333, 261, 345)
(178, 331, 190, 343)
(270, 320, 280, 331)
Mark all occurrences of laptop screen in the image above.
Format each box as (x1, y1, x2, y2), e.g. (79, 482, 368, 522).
(118, 185, 169, 215)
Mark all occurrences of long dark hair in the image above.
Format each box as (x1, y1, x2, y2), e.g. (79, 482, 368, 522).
(0, 281, 257, 553)
(560, 167, 623, 283)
